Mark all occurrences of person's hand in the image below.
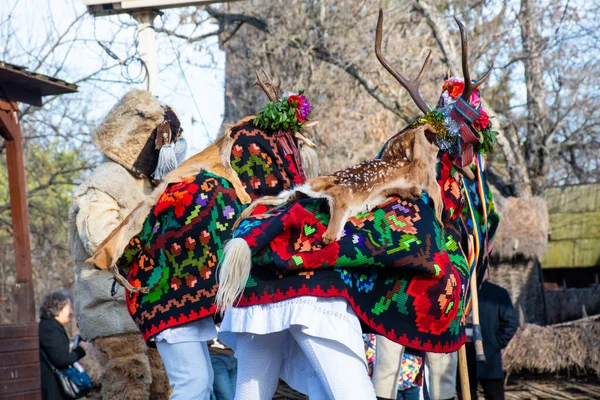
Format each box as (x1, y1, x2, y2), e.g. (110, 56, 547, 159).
(78, 341, 91, 352)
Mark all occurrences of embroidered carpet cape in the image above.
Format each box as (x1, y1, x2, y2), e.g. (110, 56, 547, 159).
(118, 122, 498, 352)
(232, 147, 498, 352)
(117, 122, 306, 340)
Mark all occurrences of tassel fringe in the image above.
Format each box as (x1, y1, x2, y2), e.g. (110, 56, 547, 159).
(153, 144, 178, 181)
(174, 137, 188, 165)
(215, 238, 252, 314)
(300, 143, 320, 179)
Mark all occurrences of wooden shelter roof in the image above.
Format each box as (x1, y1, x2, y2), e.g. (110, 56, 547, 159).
(543, 183, 600, 269)
(0, 62, 78, 107)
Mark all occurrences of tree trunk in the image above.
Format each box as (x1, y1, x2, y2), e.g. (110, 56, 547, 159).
(519, 0, 550, 196)
(414, 0, 533, 197)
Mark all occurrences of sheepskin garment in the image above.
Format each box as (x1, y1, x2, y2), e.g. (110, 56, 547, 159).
(70, 161, 153, 340)
(118, 122, 307, 341)
(231, 150, 499, 353)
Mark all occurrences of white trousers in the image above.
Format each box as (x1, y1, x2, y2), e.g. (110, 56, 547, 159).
(156, 340, 214, 400)
(234, 326, 376, 400)
(425, 352, 457, 400)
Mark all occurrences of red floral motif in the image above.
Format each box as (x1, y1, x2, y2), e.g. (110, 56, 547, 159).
(186, 275, 198, 288)
(264, 204, 341, 269)
(200, 265, 212, 280)
(155, 177, 199, 218)
(199, 230, 211, 245)
(185, 237, 196, 251)
(250, 176, 261, 189)
(406, 251, 462, 335)
(265, 174, 279, 188)
(232, 145, 243, 158)
(170, 243, 182, 256)
(249, 143, 261, 155)
(170, 276, 182, 290)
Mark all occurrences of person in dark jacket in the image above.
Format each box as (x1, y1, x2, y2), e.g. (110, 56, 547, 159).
(39, 291, 86, 400)
(459, 280, 519, 400)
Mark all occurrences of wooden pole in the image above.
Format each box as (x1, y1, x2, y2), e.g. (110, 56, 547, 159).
(470, 267, 486, 362)
(458, 344, 471, 400)
(0, 103, 35, 323)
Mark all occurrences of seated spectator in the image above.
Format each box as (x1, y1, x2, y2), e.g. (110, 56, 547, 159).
(39, 291, 86, 400)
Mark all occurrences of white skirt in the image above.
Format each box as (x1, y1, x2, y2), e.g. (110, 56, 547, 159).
(153, 317, 217, 344)
(218, 296, 367, 390)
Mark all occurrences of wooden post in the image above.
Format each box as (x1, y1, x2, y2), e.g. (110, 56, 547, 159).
(0, 101, 35, 323)
(458, 344, 471, 400)
(470, 267, 486, 362)
(0, 64, 76, 400)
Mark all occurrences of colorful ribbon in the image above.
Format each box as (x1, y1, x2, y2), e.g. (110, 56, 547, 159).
(440, 97, 482, 168)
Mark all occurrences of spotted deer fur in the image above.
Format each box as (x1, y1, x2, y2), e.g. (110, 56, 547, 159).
(236, 124, 442, 245)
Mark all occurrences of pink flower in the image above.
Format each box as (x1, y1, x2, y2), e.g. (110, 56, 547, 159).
(470, 88, 481, 109)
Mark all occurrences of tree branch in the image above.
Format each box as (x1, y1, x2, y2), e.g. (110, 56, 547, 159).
(308, 45, 412, 121)
(205, 6, 269, 33)
(155, 27, 221, 43)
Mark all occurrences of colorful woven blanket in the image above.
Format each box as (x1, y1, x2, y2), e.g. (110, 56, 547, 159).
(118, 122, 498, 352)
(232, 148, 485, 352)
(117, 122, 307, 340)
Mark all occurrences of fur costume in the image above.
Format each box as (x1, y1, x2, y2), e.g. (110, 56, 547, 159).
(93, 89, 181, 180)
(69, 90, 175, 399)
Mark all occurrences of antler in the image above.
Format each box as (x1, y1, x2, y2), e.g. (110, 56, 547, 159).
(253, 69, 282, 103)
(375, 9, 432, 115)
(454, 17, 494, 103)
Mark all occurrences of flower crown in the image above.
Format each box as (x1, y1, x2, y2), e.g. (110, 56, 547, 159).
(253, 91, 312, 133)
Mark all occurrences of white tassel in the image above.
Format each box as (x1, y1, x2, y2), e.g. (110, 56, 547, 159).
(174, 137, 188, 165)
(300, 143, 320, 179)
(215, 238, 252, 314)
(152, 144, 178, 181)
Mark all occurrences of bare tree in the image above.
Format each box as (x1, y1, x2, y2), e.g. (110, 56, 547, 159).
(207, 0, 599, 326)
(212, 0, 599, 195)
